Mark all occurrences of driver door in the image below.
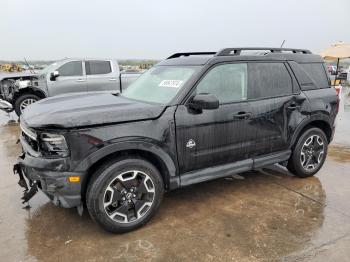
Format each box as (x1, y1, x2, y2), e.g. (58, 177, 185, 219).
(48, 60, 87, 96)
(175, 63, 256, 173)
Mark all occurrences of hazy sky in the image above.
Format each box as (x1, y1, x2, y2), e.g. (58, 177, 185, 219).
(1, 0, 350, 60)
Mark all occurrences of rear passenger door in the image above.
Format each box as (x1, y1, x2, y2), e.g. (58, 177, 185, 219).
(85, 60, 118, 91)
(247, 62, 302, 156)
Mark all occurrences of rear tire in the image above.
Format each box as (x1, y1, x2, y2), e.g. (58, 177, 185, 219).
(14, 94, 40, 116)
(287, 128, 328, 178)
(86, 157, 164, 233)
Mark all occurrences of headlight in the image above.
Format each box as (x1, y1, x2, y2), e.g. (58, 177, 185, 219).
(39, 133, 69, 157)
(17, 80, 31, 89)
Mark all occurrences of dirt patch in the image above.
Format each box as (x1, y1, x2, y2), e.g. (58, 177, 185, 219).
(328, 144, 350, 163)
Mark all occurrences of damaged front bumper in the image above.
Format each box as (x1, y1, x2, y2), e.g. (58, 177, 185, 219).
(0, 99, 13, 112)
(14, 153, 85, 208)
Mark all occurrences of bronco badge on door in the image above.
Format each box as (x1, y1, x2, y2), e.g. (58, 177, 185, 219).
(186, 139, 196, 149)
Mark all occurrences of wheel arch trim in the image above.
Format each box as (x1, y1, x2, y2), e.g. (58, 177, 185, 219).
(14, 87, 47, 101)
(290, 114, 334, 148)
(75, 140, 179, 187)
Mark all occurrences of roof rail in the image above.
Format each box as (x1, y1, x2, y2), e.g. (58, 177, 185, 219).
(215, 48, 312, 56)
(167, 52, 216, 59)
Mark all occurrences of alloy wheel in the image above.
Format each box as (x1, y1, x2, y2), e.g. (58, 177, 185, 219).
(300, 134, 325, 171)
(103, 170, 155, 223)
(20, 98, 37, 112)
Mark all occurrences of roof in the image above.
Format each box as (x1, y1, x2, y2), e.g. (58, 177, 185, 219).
(159, 48, 324, 66)
(157, 55, 213, 66)
(60, 57, 116, 62)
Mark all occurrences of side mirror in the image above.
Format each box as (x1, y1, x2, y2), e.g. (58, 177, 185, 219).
(50, 71, 60, 81)
(190, 93, 219, 111)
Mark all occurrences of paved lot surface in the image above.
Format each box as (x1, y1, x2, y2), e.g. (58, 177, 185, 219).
(1, 90, 350, 261)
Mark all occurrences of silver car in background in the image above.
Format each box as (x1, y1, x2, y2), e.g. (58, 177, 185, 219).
(0, 58, 141, 115)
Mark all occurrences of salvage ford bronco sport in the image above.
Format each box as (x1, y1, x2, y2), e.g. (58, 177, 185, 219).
(14, 48, 338, 233)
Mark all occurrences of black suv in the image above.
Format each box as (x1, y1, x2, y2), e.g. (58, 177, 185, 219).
(15, 48, 338, 233)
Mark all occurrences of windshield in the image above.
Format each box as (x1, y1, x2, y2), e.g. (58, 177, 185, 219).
(122, 66, 200, 104)
(40, 61, 59, 75)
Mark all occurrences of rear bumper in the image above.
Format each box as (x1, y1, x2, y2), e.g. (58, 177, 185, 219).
(0, 99, 13, 112)
(15, 153, 85, 208)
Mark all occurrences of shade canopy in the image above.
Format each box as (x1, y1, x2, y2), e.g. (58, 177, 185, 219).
(320, 42, 350, 60)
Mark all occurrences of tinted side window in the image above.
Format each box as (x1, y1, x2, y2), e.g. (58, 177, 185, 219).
(196, 63, 248, 104)
(86, 60, 112, 75)
(299, 63, 329, 89)
(58, 61, 83, 77)
(248, 63, 292, 99)
(288, 62, 317, 90)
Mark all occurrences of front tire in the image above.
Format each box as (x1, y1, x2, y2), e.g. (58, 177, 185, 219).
(86, 157, 164, 233)
(14, 94, 40, 116)
(287, 128, 328, 178)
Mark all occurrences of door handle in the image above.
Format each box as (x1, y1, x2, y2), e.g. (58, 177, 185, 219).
(233, 111, 252, 120)
(109, 78, 117, 81)
(76, 79, 86, 82)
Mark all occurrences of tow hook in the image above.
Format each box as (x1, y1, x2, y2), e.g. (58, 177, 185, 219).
(13, 163, 38, 205)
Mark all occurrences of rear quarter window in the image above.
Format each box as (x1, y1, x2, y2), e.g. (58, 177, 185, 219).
(292, 62, 330, 90)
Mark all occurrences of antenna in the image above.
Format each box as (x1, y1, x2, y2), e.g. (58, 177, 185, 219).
(23, 57, 36, 74)
(280, 40, 286, 48)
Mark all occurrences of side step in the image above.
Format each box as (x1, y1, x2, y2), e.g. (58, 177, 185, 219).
(180, 150, 291, 187)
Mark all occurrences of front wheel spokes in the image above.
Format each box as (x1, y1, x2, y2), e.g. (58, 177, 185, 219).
(104, 185, 123, 208)
(104, 170, 155, 223)
(132, 174, 155, 219)
(108, 203, 129, 223)
(104, 185, 129, 222)
(119, 171, 138, 190)
(136, 175, 155, 194)
(132, 199, 153, 219)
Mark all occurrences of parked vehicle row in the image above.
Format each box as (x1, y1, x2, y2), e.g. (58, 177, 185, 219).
(327, 64, 349, 80)
(0, 58, 140, 115)
(14, 47, 338, 233)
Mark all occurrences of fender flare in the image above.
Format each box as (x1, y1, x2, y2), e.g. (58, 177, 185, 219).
(16, 87, 47, 99)
(74, 139, 178, 179)
(289, 113, 333, 148)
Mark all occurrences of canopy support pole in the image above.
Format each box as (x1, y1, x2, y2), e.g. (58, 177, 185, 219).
(334, 58, 340, 86)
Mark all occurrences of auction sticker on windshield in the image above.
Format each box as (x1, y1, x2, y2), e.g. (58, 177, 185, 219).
(159, 80, 183, 88)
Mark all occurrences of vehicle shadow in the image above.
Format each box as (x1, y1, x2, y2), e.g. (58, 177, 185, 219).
(24, 165, 326, 261)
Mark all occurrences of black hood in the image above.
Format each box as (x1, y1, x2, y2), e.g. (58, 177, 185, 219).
(21, 92, 166, 129)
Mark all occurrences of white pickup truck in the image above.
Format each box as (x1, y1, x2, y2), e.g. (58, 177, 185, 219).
(0, 58, 141, 115)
